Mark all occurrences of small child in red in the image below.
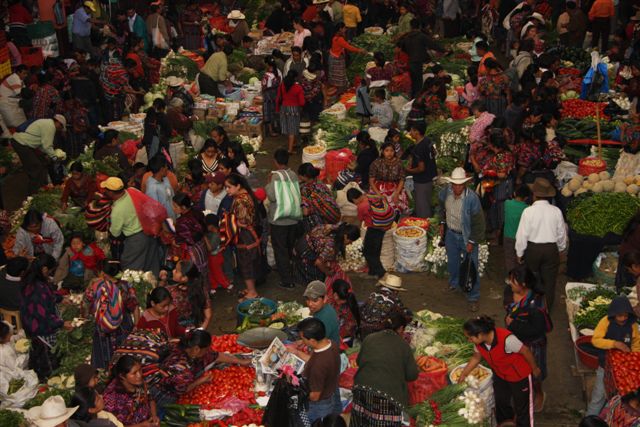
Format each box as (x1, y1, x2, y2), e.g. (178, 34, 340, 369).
(205, 214, 230, 294)
(53, 233, 106, 291)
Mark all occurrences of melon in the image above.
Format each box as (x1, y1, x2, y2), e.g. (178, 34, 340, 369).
(628, 184, 640, 194)
(599, 171, 610, 180)
(588, 173, 600, 184)
(615, 182, 628, 193)
(601, 180, 615, 192)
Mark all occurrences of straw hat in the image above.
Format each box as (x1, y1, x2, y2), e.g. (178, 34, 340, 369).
(528, 177, 556, 198)
(227, 10, 246, 20)
(27, 396, 78, 427)
(377, 274, 406, 291)
(83, 1, 96, 12)
(165, 76, 184, 87)
(313, 0, 330, 4)
(53, 114, 67, 130)
(443, 167, 472, 185)
(100, 177, 125, 192)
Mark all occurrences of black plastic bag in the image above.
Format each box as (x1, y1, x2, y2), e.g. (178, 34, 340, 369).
(459, 253, 477, 293)
(263, 373, 310, 427)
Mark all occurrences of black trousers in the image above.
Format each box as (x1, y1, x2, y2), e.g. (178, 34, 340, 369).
(409, 61, 424, 99)
(494, 375, 533, 427)
(364, 227, 386, 278)
(11, 140, 49, 194)
(270, 223, 300, 286)
(524, 242, 559, 310)
(591, 17, 611, 52)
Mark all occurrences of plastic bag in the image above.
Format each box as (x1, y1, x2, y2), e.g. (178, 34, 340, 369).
(336, 182, 361, 218)
(554, 161, 579, 188)
(126, 188, 168, 237)
(262, 374, 310, 427)
(459, 253, 477, 293)
(0, 369, 39, 408)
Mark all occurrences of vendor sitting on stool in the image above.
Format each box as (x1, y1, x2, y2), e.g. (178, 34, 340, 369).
(586, 296, 640, 416)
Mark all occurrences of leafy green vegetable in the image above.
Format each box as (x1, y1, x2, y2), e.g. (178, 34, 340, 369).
(313, 114, 360, 150)
(567, 193, 640, 237)
(162, 55, 200, 81)
(580, 287, 618, 309)
(0, 409, 26, 427)
(228, 49, 248, 68)
(7, 378, 25, 395)
(348, 34, 395, 82)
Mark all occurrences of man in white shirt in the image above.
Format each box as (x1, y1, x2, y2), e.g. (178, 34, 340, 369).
(515, 178, 567, 310)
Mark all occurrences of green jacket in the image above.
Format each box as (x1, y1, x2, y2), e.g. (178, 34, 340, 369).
(354, 329, 419, 407)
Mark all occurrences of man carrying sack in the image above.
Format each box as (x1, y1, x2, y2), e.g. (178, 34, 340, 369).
(266, 149, 302, 289)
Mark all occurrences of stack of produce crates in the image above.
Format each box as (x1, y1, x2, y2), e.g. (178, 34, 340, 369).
(0, 31, 10, 80)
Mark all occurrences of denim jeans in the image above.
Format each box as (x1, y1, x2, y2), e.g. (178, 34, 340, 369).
(445, 229, 480, 302)
(586, 367, 606, 416)
(307, 389, 342, 424)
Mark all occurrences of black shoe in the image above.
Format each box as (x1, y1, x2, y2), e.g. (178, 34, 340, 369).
(279, 282, 295, 289)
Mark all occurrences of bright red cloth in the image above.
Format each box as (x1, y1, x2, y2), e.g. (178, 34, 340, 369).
(208, 252, 230, 289)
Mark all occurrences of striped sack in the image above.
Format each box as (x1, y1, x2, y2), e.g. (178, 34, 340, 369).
(272, 170, 302, 221)
(367, 193, 395, 230)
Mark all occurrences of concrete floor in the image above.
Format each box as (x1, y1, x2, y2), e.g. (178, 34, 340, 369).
(1, 135, 586, 425)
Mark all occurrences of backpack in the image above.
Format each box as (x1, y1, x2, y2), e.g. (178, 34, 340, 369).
(367, 193, 395, 229)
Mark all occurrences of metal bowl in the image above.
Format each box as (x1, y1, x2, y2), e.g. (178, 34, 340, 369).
(237, 327, 289, 350)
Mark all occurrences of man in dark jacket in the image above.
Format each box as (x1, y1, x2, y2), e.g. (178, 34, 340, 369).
(399, 19, 449, 98)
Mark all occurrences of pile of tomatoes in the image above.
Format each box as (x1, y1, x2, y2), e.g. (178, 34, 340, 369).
(178, 366, 256, 407)
(210, 334, 252, 353)
(608, 351, 640, 396)
(561, 99, 609, 120)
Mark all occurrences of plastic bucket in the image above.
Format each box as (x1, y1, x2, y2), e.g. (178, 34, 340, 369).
(236, 298, 277, 324)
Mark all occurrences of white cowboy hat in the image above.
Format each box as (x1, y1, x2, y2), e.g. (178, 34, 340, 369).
(27, 396, 78, 427)
(377, 274, 406, 291)
(313, 0, 330, 4)
(165, 76, 184, 87)
(443, 167, 472, 185)
(227, 10, 246, 20)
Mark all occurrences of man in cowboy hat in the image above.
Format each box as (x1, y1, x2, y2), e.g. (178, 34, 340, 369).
(515, 177, 567, 310)
(438, 167, 485, 312)
(27, 395, 78, 427)
(228, 10, 249, 47)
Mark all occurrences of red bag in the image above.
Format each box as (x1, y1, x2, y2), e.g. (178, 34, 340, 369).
(407, 369, 448, 405)
(126, 188, 168, 237)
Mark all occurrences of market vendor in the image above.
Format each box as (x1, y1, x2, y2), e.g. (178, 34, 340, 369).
(199, 45, 234, 97)
(351, 312, 418, 427)
(369, 141, 409, 215)
(328, 23, 367, 95)
(359, 274, 412, 338)
(298, 162, 341, 232)
(600, 387, 640, 426)
(147, 329, 251, 405)
(137, 287, 186, 339)
(104, 355, 160, 426)
(227, 10, 249, 47)
(166, 98, 194, 142)
(586, 296, 640, 416)
(293, 223, 360, 285)
(458, 316, 541, 427)
(13, 209, 64, 260)
(165, 77, 194, 116)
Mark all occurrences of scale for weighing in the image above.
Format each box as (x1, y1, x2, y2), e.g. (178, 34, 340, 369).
(237, 327, 289, 350)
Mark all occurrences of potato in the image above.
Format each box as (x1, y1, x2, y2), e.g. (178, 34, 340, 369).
(615, 182, 628, 193)
(628, 184, 640, 194)
(592, 182, 604, 193)
(561, 186, 573, 197)
(588, 173, 600, 183)
(599, 171, 611, 180)
(625, 176, 635, 185)
(601, 180, 615, 192)
(568, 178, 582, 192)
(575, 188, 588, 196)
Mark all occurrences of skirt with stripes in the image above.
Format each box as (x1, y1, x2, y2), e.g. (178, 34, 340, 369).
(263, 88, 277, 123)
(280, 105, 301, 137)
(350, 385, 404, 427)
(92, 327, 118, 370)
(328, 54, 348, 90)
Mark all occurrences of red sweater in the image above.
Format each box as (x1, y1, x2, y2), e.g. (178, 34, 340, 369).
(276, 83, 305, 112)
(136, 308, 186, 338)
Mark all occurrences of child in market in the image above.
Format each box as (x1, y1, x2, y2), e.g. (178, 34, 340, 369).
(458, 315, 540, 427)
(204, 213, 230, 293)
(586, 295, 640, 416)
(73, 364, 99, 391)
(503, 185, 530, 282)
(332, 159, 360, 191)
(346, 188, 391, 278)
(370, 89, 393, 129)
(53, 233, 106, 291)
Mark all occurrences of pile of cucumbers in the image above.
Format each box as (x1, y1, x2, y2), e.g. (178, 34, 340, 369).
(161, 404, 201, 426)
(558, 118, 619, 140)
